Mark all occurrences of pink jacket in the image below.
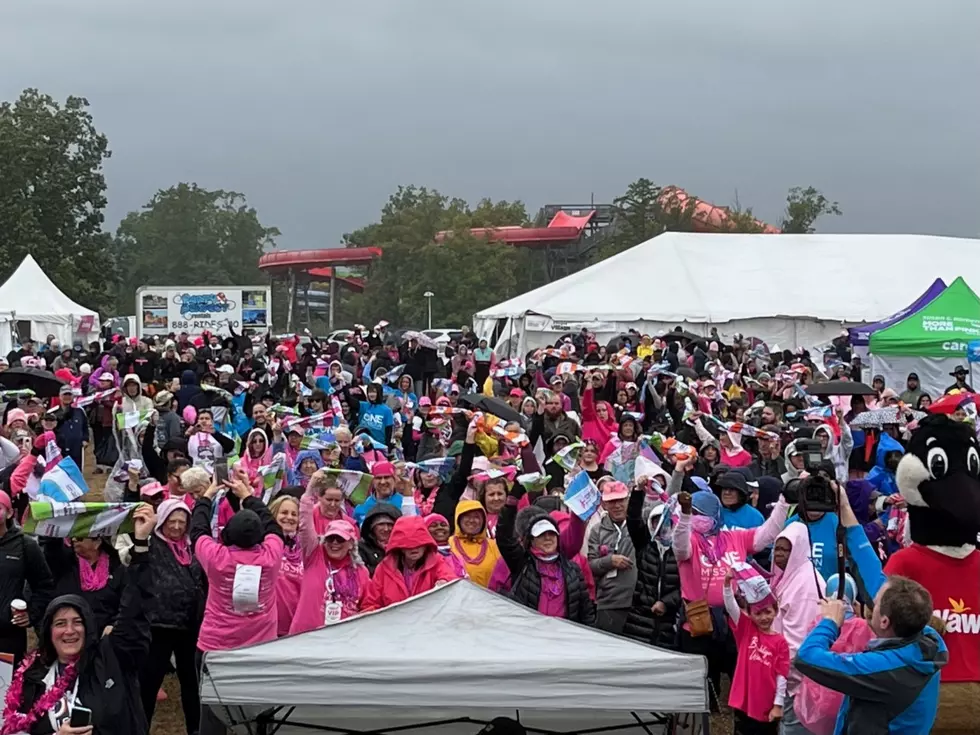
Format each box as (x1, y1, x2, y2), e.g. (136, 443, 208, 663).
(275, 544, 304, 637)
(194, 532, 284, 652)
(580, 387, 619, 446)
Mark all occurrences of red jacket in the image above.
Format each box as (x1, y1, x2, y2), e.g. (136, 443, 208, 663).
(362, 516, 456, 611)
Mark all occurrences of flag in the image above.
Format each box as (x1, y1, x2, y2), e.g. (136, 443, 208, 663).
(268, 403, 299, 418)
(323, 469, 373, 506)
(517, 471, 551, 493)
(492, 358, 524, 379)
(298, 434, 336, 451)
(282, 410, 333, 434)
(551, 442, 584, 471)
(604, 441, 640, 484)
(115, 409, 153, 431)
(385, 364, 407, 384)
(0, 389, 35, 401)
(353, 434, 387, 456)
(563, 471, 601, 521)
(555, 362, 581, 376)
(36, 456, 88, 503)
(258, 453, 288, 503)
(24, 502, 139, 538)
(74, 388, 116, 408)
(405, 457, 456, 482)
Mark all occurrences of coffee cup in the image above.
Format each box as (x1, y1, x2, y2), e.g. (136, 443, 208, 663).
(10, 599, 27, 621)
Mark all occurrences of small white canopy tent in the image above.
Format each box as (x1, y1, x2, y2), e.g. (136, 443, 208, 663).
(0, 255, 100, 345)
(473, 232, 980, 356)
(201, 580, 709, 735)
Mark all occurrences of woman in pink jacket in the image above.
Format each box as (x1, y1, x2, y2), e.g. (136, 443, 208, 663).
(190, 477, 284, 651)
(269, 495, 303, 637)
(289, 506, 371, 635)
(580, 383, 618, 446)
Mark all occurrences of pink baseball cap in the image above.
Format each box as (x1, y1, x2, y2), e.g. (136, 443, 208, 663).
(418, 396, 432, 407)
(140, 482, 166, 498)
(601, 481, 629, 502)
(0, 490, 12, 517)
(323, 520, 356, 542)
(509, 388, 524, 398)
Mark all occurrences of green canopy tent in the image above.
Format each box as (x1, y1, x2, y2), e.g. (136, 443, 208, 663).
(869, 277, 980, 398)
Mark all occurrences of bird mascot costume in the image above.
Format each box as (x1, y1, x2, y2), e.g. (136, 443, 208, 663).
(890, 414, 980, 733)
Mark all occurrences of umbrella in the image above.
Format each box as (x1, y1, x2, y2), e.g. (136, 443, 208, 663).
(676, 366, 699, 380)
(806, 380, 876, 397)
(849, 406, 926, 429)
(457, 394, 523, 423)
(0, 368, 67, 398)
(400, 330, 438, 350)
(605, 333, 636, 352)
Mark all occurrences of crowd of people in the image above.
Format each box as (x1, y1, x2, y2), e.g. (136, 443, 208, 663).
(0, 323, 971, 735)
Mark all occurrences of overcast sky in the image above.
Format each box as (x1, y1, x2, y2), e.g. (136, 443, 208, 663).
(3, 0, 978, 248)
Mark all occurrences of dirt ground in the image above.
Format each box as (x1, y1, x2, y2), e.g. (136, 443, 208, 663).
(76, 446, 732, 735)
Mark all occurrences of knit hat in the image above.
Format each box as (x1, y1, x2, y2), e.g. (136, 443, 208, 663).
(371, 461, 396, 477)
(5, 408, 28, 427)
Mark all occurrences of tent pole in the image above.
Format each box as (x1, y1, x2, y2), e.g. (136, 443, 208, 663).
(286, 269, 296, 333)
(329, 270, 336, 332)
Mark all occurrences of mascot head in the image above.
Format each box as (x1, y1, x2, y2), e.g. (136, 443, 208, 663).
(896, 414, 980, 548)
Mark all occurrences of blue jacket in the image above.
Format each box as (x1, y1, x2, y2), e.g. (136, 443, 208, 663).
(353, 493, 403, 526)
(866, 434, 904, 497)
(55, 406, 88, 467)
(795, 524, 948, 735)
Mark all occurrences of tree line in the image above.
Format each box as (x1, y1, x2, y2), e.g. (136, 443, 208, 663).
(0, 89, 841, 332)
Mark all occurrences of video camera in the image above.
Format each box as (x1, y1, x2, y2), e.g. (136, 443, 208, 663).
(799, 462, 840, 513)
(795, 438, 825, 472)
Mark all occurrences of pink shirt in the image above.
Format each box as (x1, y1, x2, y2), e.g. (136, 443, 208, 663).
(728, 614, 790, 721)
(194, 533, 284, 652)
(672, 501, 788, 608)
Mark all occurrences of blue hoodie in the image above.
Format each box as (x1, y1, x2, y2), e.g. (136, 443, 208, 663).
(288, 448, 324, 487)
(866, 433, 904, 497)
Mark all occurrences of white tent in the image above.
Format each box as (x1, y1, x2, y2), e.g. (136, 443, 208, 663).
(473, 232, 980, 356)
(0, 255, 100, 345)
(0, 311, 13, 358)
(201, 580, 709, 735)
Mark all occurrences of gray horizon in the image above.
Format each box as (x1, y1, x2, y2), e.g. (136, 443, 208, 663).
(2, 0, 978, 249)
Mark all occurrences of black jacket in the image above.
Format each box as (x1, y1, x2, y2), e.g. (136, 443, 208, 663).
(144, 537, 204, 630)
(0, 525, 54, 635)
(15, 551, 152, 735)
(496, 486, 595, 626)
(358, 504, 402, 574)
(622, 489, 681, 648)
(42, 540, 126, 634)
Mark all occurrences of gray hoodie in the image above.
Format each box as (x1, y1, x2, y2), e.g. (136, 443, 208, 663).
(587, 514, 637, 610)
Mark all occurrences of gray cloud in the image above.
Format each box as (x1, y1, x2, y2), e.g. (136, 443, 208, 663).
(2, 0, 978, 248)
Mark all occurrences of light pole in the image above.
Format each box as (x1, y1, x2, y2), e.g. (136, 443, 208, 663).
(423, 291, 434, 330)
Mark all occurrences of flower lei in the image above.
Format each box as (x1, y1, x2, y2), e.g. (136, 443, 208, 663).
(1, 652, 78, 735)
(413, 487, 436, 516)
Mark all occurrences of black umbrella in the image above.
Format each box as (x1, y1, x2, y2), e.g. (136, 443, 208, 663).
(0, 367, 67, 398)
(457, 394, 523, 423)
(806, 380, 876, 397)
(605, 333, 637, 352)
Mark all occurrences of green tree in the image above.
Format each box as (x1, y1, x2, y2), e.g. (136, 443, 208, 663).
(113, 183, 280, 312)
(0, 89, 116, 312)
(592, 179, 696, 261)
(780, 186, 842, 233)
(342, 186, 532, 328)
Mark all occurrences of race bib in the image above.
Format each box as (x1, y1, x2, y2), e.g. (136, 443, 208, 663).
(232, 564, 262, 614)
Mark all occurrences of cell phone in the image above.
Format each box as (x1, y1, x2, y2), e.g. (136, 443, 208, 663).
(70, 705, 93, 727)
(214, 459, 229, 485)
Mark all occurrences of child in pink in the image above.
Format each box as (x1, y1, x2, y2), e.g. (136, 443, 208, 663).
(723, 565, 789, 735)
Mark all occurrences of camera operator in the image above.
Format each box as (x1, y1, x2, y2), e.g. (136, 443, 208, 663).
(786, 462, 842, 582)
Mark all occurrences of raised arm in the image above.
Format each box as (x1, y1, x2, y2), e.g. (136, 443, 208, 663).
(751, 496, 790, 553)
(497, 483, 526, 576)
(298, 485, 320, 558)
(625, 486, 651, 552)
(107, 505, 153, 670)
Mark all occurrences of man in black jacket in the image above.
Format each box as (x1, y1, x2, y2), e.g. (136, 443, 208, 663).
(0, 489, 55, 666)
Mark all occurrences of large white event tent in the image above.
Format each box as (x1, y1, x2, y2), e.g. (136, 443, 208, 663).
(0, 255, 100, 345)
(201, 580, 709, 735)
(474, 232, 980, 356)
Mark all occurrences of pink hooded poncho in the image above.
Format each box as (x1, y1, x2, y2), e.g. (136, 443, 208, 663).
(580, 387, 619, 446)
(771, 522, 824, 657)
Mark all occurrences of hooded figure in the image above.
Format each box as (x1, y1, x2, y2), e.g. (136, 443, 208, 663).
(450, 500, 502, 588)
(357, 503, 402, 573)
(140, 499, 202, 734)
(771, 521, 824, 656)
(189, 490, 284, 652)
(782, 439, 804, 485)
(866, 432, 904, 498)
(361, 516, 456, 610)
(120, 373, 153, 415)
(288, 448, 324, 488)
(3, 551, 152, 735)
(174, 369, 201, 411)
(581, 384, 618, 446)
(239, 427, 273, 487)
